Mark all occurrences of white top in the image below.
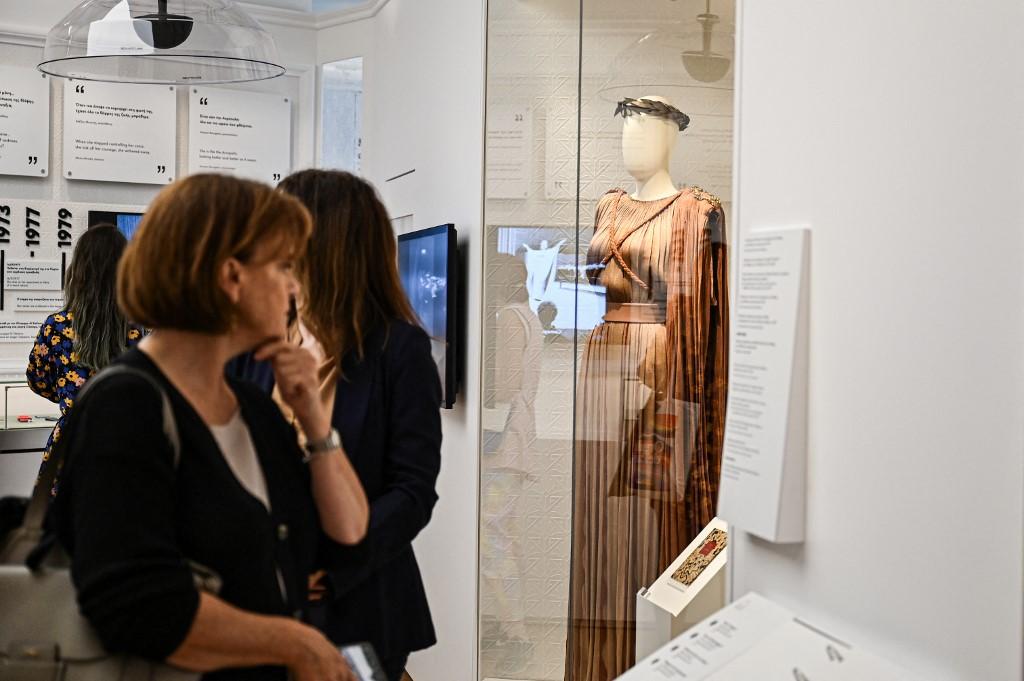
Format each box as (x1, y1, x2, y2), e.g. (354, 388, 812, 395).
(209, 409, 271, 510)
(209, 410, 287, 600)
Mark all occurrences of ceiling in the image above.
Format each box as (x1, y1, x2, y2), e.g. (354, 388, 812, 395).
(241, 0, 370, 13)
(312, 0, 368, 10)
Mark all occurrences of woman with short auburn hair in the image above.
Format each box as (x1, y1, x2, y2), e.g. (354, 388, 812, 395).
(52, 173, 369, 681)
(232, 169, 443, 681)
(118, 173, 307, 333)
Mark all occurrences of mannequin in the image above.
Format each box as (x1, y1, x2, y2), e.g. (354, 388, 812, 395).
(621, 95, 679, 201)
(565, 96, 729, 681)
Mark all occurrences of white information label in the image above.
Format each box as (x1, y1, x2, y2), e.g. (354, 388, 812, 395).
(487, 108, 532, 199)
(63, 80, 176, 185)
(4, 260, 61, 291)
(620, 593, 923, 681)
(0, 319, 39, 344)
(718, 228, 809, 543)
(13, 292, 64, 312)
(707, 621, 913, 680)
(620, 593, 794, 680)
(0, 67, 50, 178)
(188, 87, 291, 184)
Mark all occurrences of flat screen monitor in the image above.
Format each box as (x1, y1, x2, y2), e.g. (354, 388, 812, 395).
(88, 210, 144, 240)
(397, 223, 458, 409)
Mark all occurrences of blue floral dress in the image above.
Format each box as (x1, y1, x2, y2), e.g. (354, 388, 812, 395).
(26, 310, 144, 493)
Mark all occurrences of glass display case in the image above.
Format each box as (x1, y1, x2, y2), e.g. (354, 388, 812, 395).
(479, 1, 736, 679)
(0, 381, 60, 432)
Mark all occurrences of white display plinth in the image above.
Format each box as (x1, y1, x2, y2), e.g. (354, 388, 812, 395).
(635, 518, 728, 659)
(621, 592, 923, 680)
(718, 227, 810, 543)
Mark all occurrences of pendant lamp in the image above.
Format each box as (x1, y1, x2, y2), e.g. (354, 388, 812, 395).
(597, 0, 734, 117)
(38, 0, 285, 84)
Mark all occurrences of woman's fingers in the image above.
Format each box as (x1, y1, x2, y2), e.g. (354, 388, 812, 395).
(308, 570, 328, 602)
(252, 339, 292, 362)
(268, 346, 319, 396)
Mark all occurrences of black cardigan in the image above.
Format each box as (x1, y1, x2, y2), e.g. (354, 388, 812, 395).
(228, 319, 442, 660)
(54, 349, 325, 681)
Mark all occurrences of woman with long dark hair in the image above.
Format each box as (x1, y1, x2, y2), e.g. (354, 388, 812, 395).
(27, 224, 144, 491)
(231, 169, 443, 681)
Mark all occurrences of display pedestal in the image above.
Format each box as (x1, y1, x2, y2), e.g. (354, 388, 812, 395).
(636, 568, 725, 660)
(635, 518, 729, 659)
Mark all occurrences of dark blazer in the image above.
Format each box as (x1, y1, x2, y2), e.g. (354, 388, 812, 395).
(54, 349, 327, 681)
(229, 319, 442, 660)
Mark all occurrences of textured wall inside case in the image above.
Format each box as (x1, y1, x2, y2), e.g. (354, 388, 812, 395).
(480, 1, 735, 679)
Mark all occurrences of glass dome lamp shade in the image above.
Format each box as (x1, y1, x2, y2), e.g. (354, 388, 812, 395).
(682, 9, 731, 83)
(596, 18, 735, 119)
(38, 0, 285, 84)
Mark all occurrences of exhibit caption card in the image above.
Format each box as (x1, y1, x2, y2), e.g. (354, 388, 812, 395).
(619, 593, 922, 680)
(0, 67, 50, 178)
(717, 228, 809, 542)
(188, 86, 291, 185)
(63, 80, 176, 185)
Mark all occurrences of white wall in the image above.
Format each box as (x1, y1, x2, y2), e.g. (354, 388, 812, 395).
(0, 3, 318, 494)
(0, 1, 318, 201)
(318, 3, 485, 680)
(728, 2, 1024, 679)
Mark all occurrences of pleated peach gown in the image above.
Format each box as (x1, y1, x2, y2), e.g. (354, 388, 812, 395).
(565, 187, 729, 681)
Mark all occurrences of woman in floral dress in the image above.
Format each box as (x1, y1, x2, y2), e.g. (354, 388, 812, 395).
(26, 225, 144, 493)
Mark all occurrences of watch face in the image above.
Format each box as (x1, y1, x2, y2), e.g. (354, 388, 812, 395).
(671, 528, 728, 586)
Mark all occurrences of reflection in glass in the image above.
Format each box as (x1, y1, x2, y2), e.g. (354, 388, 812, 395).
(480, 2, 735, 680)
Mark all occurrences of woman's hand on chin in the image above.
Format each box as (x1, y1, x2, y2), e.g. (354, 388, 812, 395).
(254, 340, 330, 440)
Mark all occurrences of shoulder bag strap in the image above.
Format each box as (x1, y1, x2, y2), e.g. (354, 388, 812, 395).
(21, 365, 180, 537)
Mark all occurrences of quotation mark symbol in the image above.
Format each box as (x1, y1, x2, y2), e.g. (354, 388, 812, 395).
(27, 156, 38, 165)
(157, 165, 167, 174)
(200, 97, 209, 105)
(273, 173, 282, 181)
(75, 85, 85, 94)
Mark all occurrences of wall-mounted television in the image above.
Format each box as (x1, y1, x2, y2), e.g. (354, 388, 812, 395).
(88, 210, 144, 240)
(397, 223, 458, 409)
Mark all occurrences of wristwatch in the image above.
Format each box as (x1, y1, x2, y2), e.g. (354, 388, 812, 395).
(302, 427, 342, 463)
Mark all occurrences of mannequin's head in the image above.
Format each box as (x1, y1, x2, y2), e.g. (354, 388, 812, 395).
(621, 95, 679, 182)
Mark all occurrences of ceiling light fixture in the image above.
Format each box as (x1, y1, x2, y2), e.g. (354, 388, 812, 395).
(38, 0, 285, 84)
(597, 0, 734, 117)
(681, 0, 731, 83)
